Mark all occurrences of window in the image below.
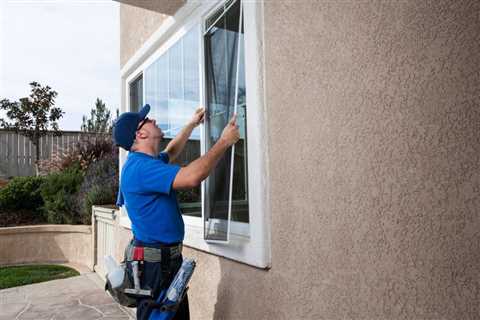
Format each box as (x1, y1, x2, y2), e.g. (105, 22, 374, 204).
(203, 0, 248, 242)
(121, 0, 270, 268)
(129, 75, 143, 112)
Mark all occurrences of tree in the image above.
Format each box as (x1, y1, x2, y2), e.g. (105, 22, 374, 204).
(81, 98, 112, 133)
(0, 82, 64, 175)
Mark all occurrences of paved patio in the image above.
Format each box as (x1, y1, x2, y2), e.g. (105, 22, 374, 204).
(0, 266, 135, 320)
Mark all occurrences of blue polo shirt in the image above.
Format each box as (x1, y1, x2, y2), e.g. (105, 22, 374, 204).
(116, 151, 183, 244)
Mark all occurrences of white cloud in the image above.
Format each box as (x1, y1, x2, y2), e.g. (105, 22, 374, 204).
(0, 0, 120, 131)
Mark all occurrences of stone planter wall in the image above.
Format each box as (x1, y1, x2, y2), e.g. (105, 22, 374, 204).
(0, 225, 92, 269)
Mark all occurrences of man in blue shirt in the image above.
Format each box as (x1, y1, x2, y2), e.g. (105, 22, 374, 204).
(113, 104, 239, 320)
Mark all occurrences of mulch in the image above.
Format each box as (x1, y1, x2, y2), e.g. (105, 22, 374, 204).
(0, 209, 47, 228)
(0, 179, 46, 227)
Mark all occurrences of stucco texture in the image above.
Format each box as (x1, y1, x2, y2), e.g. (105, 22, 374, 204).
(118, 0, 480, 319)
(120, 3, 170, 67)
(0, 225, 92, 269)
(263, 0, 480, 319)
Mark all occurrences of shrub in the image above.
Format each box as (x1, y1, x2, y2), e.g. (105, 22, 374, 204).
(0, 176, 47, 227)
(64, 137, 116, 171)
(0, 176, 45, 211)
(0, 179, 9, 189)
(38, 135, 115, 175)
(177, 188, 200, 203)
(40, 164, 84, 224)
(74, 155, 118, 224)
(38, 137, 119, 225)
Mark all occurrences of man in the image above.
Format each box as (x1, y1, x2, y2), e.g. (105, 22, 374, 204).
(112, 104, 239, 320)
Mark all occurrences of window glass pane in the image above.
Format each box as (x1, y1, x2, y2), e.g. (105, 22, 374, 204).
(144, 26, 201, 217)
(144, 67, 153, 114)
(184, 28, 200, 103)
(204, 0, 248, 241)
(129, 75, 143, 112)
(157, 54, 169, 133)
(169, 41, 183, 137)
(184, 27, 201, 140)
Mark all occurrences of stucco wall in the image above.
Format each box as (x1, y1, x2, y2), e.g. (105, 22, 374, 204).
(0, 225, 92, 268)
(120, 3, 170, 66)
(118, 0, 480, 319)
(263, 0, 480, 319)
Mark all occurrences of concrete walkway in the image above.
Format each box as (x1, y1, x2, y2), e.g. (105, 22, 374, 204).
(0, 269, 135, 320)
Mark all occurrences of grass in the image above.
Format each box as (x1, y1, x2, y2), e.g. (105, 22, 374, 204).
(0, 264, 80, 289)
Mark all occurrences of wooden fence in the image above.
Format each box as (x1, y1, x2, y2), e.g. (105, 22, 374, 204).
(0, 130, 108, 178)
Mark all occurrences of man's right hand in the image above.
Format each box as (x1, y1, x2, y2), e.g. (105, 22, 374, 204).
(220, 114, 240, 146)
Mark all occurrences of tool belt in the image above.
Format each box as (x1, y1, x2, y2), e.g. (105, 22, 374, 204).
(125, 239, 182, 262)
(105, 238, 183, 309)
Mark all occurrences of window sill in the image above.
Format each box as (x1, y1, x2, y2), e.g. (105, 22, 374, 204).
(183, 219, 266, 268)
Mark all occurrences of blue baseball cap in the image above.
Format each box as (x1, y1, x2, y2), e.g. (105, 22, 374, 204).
(112, 104, 150, 150)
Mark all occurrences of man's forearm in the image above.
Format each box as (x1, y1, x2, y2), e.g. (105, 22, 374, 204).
(165, 123, 196, 162)
(187, 138, 230, 184)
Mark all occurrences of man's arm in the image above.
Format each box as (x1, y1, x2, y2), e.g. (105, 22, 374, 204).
(164, 107, 205, 163)
(164, 122, 196, 163)
(172, 115, 239, 190)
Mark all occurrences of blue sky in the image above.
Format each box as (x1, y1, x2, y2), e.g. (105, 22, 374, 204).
(0, 0, 120, 131)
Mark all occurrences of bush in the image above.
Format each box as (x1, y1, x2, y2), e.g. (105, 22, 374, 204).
(64, 137, 116, 171)
(0, 176, 47, 227)
(0, 176, 45, 211)
(38, 137, 119, 225)
(1, 138, 119, 227)
(74, 155, 118, 224)
(38, 136, 116, 175)
(40, 164, 84, 224)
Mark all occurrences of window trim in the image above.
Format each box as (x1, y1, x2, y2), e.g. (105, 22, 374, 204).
(119, 0, 270, 269)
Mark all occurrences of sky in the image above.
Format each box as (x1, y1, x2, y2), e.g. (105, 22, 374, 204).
(0, 0, 120, 131)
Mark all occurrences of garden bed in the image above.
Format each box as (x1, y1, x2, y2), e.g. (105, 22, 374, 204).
(0, 209, 46, 228)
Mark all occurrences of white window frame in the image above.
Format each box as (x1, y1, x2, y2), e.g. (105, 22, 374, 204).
(119, 0, 270, 269)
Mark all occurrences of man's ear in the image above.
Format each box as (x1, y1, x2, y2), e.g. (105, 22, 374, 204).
(135, 129, 148, 140)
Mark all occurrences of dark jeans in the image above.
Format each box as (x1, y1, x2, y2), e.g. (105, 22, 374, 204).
(135, 254, 190, 320)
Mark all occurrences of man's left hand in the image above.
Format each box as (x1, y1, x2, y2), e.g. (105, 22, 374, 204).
(189, 106, 205, 127)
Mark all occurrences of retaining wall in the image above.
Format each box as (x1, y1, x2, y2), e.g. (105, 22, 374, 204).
(0, 225, 93, 269)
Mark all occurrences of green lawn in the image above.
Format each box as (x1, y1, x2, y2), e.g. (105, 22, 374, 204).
(0, 264, 80, 289)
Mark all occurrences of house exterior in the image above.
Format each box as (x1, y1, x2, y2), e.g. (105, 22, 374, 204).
(103, 1, 480, 319)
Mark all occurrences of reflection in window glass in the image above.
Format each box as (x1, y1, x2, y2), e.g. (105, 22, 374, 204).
(129, 75, 143, 112)
(184, 29, 199, 102)
(144, 26, 201, 217)
(204, 0, 248, 241)
(145, 27, 200, 140)
(157, 55, 169, 133)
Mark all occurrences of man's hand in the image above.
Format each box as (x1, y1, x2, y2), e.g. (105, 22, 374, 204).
(189, 107, 205, 127)
(220, 114, 240, 146)
(173, 114, 241, 190)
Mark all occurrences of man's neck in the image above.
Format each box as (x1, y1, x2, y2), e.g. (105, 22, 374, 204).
(132, 144, 159, 157)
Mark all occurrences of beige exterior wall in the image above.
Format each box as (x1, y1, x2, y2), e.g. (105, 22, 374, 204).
(120, 3, 170, 67)
(119, 1, 480, 319)
(0, 225, 92, 269)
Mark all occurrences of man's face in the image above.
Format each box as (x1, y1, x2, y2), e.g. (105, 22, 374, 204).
(137, 117, 164, 141)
